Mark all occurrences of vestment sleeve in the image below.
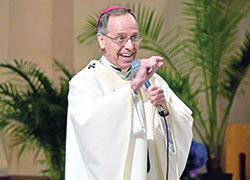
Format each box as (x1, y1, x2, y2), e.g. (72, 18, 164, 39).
(66, 71, 132, 180)
(152, 74, 193, 177)
(166, 86, 193, 176)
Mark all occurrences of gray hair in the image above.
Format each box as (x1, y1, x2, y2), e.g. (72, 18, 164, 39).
(97, 8, 138, 34)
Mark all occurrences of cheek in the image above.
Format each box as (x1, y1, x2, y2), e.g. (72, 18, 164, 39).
(135, 45, 139, 52)
(116, 47, 124, 56)
(133, 45, 139, 55)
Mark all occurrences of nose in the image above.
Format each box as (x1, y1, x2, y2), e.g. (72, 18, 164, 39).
(124, 38, 135, 50)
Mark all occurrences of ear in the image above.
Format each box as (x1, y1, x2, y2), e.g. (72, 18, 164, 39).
(97, 33, 105, 50)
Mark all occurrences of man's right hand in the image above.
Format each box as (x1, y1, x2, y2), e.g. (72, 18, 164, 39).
(131, 56, 164, 93)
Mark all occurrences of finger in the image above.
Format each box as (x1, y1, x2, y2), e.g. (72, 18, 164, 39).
(147, 86, 156, 95)
(150, 96, 166, 106)
(149, 93, 165, 102)
(157, 61, 164, 68)
(141, 56, 163, 64)
(148, 86, 164, 96)
(141, 56, 163, 70)
(148, 61, 164, 73)
(151, 56, 164, 62)
(149, 65, 160, 75)
(147, 86, 157, 91)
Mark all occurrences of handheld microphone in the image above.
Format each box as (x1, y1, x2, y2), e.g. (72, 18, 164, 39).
(132, 59, 169, 180)
(131, 59, 151, 88)
(132, 59, 165, 115)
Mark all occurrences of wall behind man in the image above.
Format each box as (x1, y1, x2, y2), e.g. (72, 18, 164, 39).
(0, 0, 73, 76)
(0, 0, 249, 176)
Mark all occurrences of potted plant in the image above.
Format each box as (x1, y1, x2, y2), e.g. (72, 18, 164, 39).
(182, 1, 250, 178)
(0, 59, 73, 180)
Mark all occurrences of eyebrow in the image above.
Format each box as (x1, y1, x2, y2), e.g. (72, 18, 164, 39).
(115, 32, 139, 36)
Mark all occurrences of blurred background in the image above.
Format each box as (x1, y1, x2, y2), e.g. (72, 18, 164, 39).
(0, 0, 249, 180)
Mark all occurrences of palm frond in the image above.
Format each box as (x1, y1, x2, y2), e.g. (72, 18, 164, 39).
(0, 60, 55, 95)
(129, 3, 164, 41)
(53, 58, 74, 80)
(0, 59, 71, 180)
(0, 60, 37, 93)
(184, 0, 249, 71)
(77, 14, 98, 44)
(217, 27, 250, 143)
(220, 28, 250, 100)
(183, 0, 250, 159)
(0, 82, 22, 99)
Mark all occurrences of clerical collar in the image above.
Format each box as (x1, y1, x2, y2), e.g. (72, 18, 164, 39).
(99, 56, 132, 80)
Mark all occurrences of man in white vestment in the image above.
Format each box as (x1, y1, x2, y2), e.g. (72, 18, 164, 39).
(65, 6, 193, 180)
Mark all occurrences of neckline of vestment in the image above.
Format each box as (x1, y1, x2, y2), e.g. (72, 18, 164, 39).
(99, 56, 132, 80)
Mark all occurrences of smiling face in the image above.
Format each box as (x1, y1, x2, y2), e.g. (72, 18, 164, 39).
(97, 13, 139, 69)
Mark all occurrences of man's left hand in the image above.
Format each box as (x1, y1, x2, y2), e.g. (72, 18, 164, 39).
(146, 86, 169, 115)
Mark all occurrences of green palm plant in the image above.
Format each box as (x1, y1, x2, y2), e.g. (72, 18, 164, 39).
(78, 2, 250, 177)
(0, 59, 73, 180)
(183, 0, 250, 175)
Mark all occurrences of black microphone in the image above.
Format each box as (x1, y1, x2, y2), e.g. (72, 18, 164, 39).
(132, 59, 165, 115)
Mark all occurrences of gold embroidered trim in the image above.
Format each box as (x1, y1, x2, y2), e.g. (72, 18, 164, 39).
(123, 89, 147, 179)
(138, 90, 146, 121)
(153, 107, 165, 180)
(123, 83, 134, 180)
(167, 103, 180, 179)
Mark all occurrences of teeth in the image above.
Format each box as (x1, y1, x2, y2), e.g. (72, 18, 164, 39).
(121, 53, 132, 57)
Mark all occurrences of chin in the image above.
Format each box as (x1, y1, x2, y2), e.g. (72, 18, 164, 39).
(120, 58, 136, 68)
(119, 63, 132, 70)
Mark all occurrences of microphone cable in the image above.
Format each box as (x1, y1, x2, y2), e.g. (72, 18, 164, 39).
(132, 59, 169, 179)
(159, 111, 169, 180)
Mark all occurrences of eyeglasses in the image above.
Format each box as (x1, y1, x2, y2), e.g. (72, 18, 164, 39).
(102, 33, 143, 46)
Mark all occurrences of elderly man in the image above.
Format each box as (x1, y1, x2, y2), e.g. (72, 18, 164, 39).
(65, 6, 193, 180)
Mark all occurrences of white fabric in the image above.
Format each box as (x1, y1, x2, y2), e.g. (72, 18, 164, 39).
(131, 90, 146, 135)
(65, 60, 193, 180)
(100, 55, 145, 135)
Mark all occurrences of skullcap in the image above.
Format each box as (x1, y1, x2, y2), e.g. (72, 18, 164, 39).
(96, 6, 131, 32)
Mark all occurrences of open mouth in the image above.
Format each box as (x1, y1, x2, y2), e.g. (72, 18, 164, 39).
(120, 53, 133, 58)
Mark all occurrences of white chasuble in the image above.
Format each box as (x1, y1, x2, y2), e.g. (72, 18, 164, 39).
(65, 60, 193, 180)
